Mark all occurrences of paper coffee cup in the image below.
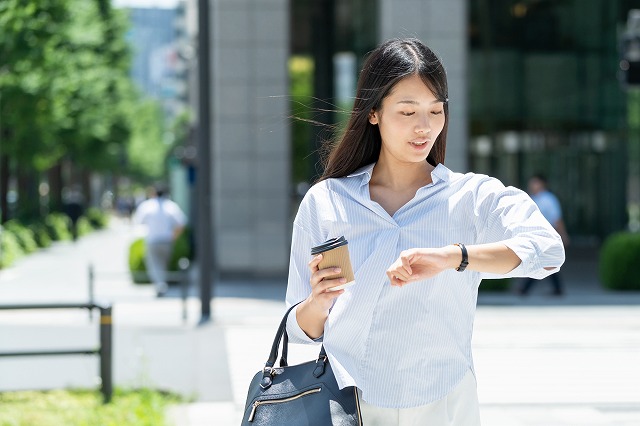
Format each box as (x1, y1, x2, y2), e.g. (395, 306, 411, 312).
(311, 236, 355, 291)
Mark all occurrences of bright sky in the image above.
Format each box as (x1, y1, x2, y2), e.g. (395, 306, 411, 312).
(112, 0, 179, 8)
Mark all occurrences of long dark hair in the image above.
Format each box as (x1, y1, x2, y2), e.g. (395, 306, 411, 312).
(319, 38, 449, 181)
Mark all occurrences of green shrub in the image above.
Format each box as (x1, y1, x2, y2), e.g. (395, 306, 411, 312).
(77, 216, 94, 237)
(128, 237, 149, 283)
(0, 228, 24, 268)
(45, 213, 72, 241)
(128, 228, 193, 284)
(479, 278, 512, 292)
(86, 207, 109, 229)
(599, 232, 640, 291)
(29, 223, 52, 248)
(169, 228, 192, 270)
(3, 220, 38, 254)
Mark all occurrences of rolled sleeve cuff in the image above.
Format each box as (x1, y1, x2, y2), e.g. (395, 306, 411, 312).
(286, 305, 324, 345)
(482, 235, 565, 280)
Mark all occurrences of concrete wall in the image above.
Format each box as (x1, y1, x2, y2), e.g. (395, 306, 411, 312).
(378, 0, 468, 172)
(209, 0, 290, 275)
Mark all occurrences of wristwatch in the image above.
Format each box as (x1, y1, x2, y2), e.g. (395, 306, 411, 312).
(454, 243, 468, 272)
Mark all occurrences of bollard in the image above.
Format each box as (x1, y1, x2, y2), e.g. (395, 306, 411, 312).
(99, 305, 113, 403)
(179, 258, 190, 322)
(88, 264, 95, 321)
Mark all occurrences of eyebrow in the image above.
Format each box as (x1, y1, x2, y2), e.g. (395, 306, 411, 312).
(396, 99, 445, 105)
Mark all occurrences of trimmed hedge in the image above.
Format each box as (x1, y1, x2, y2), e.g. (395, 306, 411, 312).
(599, 232, 640, 291)
(128, 228, 193, 284)
(77, 216, 94, 237)
(128, 238, 148, 283)
(29, 223, 52, 248)
(0, 229, 24, 268)
(0, 209, 110, 269)
(3, 220, 38, 254)
(479, 278, 512, 292)
(86, 207, 109, 229)
(45, 213, 72, 241)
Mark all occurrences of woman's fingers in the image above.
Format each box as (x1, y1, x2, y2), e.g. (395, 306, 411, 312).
(387, 270, 409, 286)
(311, 266, 341, 284)
(309, 262, 346, 295)
(387, 251, 422, 286)
(401, 254, 413, 276)
(391, 275, 407, 287)
(392, 267, 411, 281)
(317, 276, 347, 292)
(308, 254, 323, 272)
(312, 270, 346, 291)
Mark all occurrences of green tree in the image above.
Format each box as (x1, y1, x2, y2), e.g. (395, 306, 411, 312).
(0, 0, 168, 222)
(0, 0, 70, 220)
(126, 99, 168, 180)
(290, 56, 314, 184)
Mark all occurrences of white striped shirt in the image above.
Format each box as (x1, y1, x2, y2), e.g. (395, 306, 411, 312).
(285, 163, 565, 408)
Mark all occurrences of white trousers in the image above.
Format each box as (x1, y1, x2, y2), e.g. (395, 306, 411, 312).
(145, 241, 173, 290)
(359, 370, 481, 426)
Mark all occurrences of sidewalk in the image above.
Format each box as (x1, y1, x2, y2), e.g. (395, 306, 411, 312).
(1, 218, 639, 425)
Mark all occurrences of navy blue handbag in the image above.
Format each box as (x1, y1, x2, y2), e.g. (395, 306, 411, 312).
(241, 302, 362, 425)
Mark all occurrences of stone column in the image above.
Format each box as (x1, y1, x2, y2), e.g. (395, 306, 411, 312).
(378, 0, 468, 172)
(210, 0, 290, 275)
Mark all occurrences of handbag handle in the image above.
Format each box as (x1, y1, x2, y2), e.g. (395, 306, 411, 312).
(260, 301, 328, 389)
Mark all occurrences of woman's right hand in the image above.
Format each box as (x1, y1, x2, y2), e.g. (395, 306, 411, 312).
(295, 254, 345, 340)
(307, 254, 346, 315)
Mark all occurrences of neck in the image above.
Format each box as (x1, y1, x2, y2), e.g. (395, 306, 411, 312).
(371, 157, 434, 191)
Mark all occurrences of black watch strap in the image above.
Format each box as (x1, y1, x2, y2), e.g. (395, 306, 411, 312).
(454, 243, 468, 272)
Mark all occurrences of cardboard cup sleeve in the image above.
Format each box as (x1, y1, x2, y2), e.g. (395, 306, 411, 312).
(311, 236, 355, 291)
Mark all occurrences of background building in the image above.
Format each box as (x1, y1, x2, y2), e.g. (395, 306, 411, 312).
(182, 0, 634, 277)
(126, 7, 186, 119)
(468, 0, 631, 242)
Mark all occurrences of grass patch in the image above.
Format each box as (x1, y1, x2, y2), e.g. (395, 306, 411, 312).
(0, 388, 181, 426)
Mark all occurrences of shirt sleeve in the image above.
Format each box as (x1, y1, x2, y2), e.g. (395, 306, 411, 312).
(170, 202, 188, 227)
(285, 220, 324, 345)
(475, 180, 566, 280)
(132, 202, 145, 225)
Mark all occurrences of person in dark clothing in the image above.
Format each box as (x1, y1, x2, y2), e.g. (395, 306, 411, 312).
(63, 186, 85, 241)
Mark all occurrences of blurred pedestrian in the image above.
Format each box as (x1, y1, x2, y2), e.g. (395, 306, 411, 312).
(63, 185, 85, 241)
(519, 174, 569, 296)
(133, 185, 187, 297)
(284, 38, 565, 425)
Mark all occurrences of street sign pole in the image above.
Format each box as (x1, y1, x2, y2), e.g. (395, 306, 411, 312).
(197, 0, 213, 324)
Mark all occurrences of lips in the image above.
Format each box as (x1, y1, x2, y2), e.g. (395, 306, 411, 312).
(409, 138, 430, 146)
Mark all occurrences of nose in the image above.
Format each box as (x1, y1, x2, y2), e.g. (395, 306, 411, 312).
(415, 114, 431, 134)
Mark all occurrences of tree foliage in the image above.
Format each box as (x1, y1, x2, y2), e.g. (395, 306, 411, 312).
(127, 99, 168, 179)
(0, 0, 70, 169)
(0, 0, 170, 222)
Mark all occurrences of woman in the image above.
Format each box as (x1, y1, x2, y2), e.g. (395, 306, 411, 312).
(285, 38, 565, 425)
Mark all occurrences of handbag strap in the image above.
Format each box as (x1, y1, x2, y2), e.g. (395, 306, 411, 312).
(265, 302, 299, 369)
(260, 301, 328, 389)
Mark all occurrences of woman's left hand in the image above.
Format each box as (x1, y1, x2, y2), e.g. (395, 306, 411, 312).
(386, 247, 456, 286)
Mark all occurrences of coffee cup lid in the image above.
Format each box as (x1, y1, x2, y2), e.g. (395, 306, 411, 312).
(311, 236, 348, 255)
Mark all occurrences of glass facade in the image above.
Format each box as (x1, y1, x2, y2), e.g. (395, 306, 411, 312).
(468, 0, 638, 241)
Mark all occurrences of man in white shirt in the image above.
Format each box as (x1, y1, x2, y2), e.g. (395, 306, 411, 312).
(133, 186, 187, 296)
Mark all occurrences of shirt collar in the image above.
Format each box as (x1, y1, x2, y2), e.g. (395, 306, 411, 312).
(430, 163, 451, 185)
(347, 162, 451, 186)
(347, 163, 376, 185)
